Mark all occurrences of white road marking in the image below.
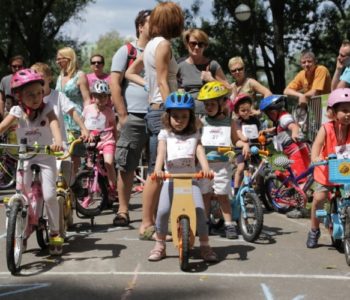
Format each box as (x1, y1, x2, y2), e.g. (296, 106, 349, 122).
(0, 283, 50, 297)
(261, 283, 274, 300)
(0, 271, 349, 280)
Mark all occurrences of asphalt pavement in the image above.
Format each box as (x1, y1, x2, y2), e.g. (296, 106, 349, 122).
(0, 189, 350, 300)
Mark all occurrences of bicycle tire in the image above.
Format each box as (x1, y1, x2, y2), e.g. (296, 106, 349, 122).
(238, 191, 264, 242)
(57, 193, 69, 238)
(178, 217, 190, 271)
(254, 174, 274, 211)
(264, 175, 302, 213)
(344, 207, 350, 266)
(0, 157, 16, 190)
(329, 199, 343, 250)
(36, 217, 49, 249)
(6, 200, 25, 275)
(209, 199, 224, 230)
(72, 170, 108, 217)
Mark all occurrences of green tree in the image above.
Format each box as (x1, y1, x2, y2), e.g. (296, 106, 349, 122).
(0, 0, 95, 76)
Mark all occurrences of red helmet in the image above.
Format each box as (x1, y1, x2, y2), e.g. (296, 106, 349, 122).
(232, 93, 252, 113)
(11, 69, 44, 92)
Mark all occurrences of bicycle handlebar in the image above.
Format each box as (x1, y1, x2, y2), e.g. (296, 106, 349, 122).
(216, 145, 270, 157)
(151, 171, 214, 180)
(51, 138, 83, 160)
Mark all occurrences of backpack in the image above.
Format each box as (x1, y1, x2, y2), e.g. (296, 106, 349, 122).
(126, 42, 137, 69)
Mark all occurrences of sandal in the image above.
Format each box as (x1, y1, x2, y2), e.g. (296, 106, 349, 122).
(113, 212, 130, 227)
(200, 245, 218, 263)
(148, 242, 166, 261)
(139, 225, 173, 242)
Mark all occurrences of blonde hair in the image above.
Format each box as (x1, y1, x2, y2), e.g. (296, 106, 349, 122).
(31, 62, 52, 79)
(228, 56, 245, 69)
(149, 2, 184, 39)
(182, 29, 208, 46)
(57, 47, 78, 78)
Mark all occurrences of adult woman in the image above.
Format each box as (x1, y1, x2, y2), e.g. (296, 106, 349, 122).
(125, 1, 184, 238)
(228, 56, 271, 114)
(178, 29, 230, 115)
(86, 54, 110, 89)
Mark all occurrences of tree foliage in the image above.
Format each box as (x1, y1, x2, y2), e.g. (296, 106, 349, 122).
(181, 0, 350, 93)
(0, 0, 94, 76)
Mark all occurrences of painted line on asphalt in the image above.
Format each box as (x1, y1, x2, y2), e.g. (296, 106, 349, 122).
(0, 283, 51, 297)
(0, 233, 6, 240)
(0, 271, 349, 280)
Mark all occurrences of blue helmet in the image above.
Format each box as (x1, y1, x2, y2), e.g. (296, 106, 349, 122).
(165, 92, 194, 110)
(259, 95, 285, 111)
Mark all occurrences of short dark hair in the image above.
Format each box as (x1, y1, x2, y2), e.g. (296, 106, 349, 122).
(9, 55, 24, 65)
(90, 54, 105, 64)
(135, 9, 152, 38)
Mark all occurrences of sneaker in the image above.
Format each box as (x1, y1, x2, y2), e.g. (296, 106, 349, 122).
(306, 229, 320, 248)
(148, 242, 166, 261)
(49, 235, 64, 256)
(225, 224, 238, 239)
(200, 245, 218, 262)
(286, 208, 310, 219)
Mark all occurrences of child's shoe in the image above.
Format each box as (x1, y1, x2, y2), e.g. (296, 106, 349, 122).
(82, 196, 91, 208)
(225, 224, 238, 239)
(200, 245, 218, 262)
(148, 241, 166, 261)
(306, 229, 320, 248)
(49, 235, 64, 256)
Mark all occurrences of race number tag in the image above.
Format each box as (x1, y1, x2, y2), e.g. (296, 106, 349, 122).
(241, 124, 259, 140)
(335, 144, 350, 159)
(167, 137, 196, 161)
(201, 126, 231, 146)
(16, 127, 52, 146)
(84, 114, 106, 131)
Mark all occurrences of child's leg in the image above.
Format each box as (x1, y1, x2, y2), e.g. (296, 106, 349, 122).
(103, 151, 117, 190)
(234, 161, 244, 195)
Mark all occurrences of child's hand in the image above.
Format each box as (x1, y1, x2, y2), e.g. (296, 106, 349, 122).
(312, 156, 322, 163)
(80, 129, 90, 142)
(154, 169, 165, 179)
(291, 131, 299, 143)
(50, 143, 63, 152)
(201, 168, 212, 179)
(242, 143, 250, 158)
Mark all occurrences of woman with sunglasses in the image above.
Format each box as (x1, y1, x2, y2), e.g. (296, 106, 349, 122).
(87, 54, 110, 89)
(178, 29, 230, 115)
(228, 56, 271, 115)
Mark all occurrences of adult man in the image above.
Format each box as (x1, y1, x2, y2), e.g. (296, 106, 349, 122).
(0, 55, 25, 118)
(86, 54, 110, 88)
(110, 9, 151, 227)
(284, 50, 331, 106)
(331, 40, 350, 90)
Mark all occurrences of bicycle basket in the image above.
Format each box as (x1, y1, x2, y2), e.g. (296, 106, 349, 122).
(329, 159, 350, 184)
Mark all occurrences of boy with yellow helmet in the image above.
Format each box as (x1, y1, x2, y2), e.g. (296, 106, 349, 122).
(197, 81, 238, 239)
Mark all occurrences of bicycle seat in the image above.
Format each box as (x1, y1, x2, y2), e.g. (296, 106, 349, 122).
(273, 156, 294, 168)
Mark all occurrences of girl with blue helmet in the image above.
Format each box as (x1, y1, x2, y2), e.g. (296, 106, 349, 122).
(260, 95, 311, 218)
(148, 91, 218, 263)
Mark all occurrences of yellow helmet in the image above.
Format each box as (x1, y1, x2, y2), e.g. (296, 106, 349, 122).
(197, 81, 229, 101)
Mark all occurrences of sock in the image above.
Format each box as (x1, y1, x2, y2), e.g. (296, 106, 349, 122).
(225, 221, 233, 227)
(199, 240, 209, 247)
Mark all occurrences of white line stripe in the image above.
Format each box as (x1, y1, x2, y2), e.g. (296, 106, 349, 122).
(0, 271, 349, 280)
(0, 233, 6, 239)
(261, 283, 274, 300)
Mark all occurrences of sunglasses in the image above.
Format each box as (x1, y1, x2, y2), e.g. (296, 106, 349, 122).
(11, 65, 23, 69)
(230, 67, 244, 73)
(91, 61, 104, 65)
(188, 41, 207, 48)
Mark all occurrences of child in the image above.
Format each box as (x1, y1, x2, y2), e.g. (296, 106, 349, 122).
(259, 94, 310, 218)
(231, 93, 261, 195)
(4, 95, 15, 116)
(82, 80, 118, 204)
(307, 88, 350, 248)
(0, 69, 63, 255)
(149, 91, 218, 262)
(197, 81, 237, 239)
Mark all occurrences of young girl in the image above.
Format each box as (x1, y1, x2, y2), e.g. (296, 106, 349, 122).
(196, 81, 236, 239)
(259, 94, 310, 218)
(0, 69, 63, 255)
(307, 88, 350, 248)
(82, 80, 118, 205)
(149, 91, 218, 262)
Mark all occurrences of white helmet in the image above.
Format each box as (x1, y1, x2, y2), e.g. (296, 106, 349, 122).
(91, 80, 110, 94)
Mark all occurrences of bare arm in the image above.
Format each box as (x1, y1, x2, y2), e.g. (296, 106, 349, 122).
(311, 126, 326, 162)
(70, 109, 89, 139)
(287, 122, 300, 142)
(250, 78, 272, 98)
(77, 73, 91, 107)
(110, 71, 128, 126)
(196, 142, 211, 177)
(154, 139, 166, 176)
(0, 92, 4, 119)
(0, 114, 17, 135)
(155, 40, 171, 101)
(47, 110, 63, 150)
(124, 54, 146, 87)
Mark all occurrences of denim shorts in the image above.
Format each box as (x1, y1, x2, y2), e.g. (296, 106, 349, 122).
(115, 113, 148, 172)
(144, 107, 165, 174)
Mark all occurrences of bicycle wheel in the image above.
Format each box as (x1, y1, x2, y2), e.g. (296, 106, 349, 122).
(329, 199, 343, 250)
(254, 174, 273, 211)
(238, 191, 264, 242)
(72, 170, 107, 217)
(178, 217, 190, 271)
(209, 199, 224, 230)
(344, 207, 350, 266)
(0, 157, 16, 190)
(57, 192, 70, 238)
(36, 217, 49, 249)
(6, 200, 25, 275)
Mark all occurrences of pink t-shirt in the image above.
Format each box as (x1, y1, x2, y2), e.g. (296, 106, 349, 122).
(86, 73, 111, 88)
(83, 104, 116, 147)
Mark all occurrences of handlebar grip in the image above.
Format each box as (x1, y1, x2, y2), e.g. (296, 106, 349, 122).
(311, 160, 328, 166)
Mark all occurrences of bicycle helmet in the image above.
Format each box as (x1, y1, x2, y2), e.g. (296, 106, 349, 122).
(259, 95, 285, 111)
(232, 93, 252, 113)
(164, 92, 194, 110)
(327, 88, 350, 107)
(11, 69, 44, 92)
(197, 81, 229, 101)
(91, 80, 111, 94)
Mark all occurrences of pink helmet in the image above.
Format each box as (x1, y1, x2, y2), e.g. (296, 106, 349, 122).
(232, 93, 252, 113)
(11, 69, 44, 92)
(327, 88, 350, 107)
